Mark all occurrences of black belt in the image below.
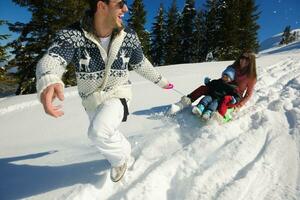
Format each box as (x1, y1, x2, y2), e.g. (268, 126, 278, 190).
(120, 98, 129, 122)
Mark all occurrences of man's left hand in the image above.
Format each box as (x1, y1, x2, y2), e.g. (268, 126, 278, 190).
(164, 83, 174, 89)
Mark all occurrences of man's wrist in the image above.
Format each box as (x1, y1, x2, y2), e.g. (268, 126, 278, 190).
(36, 74, 64, 102)
(157, 76, 169, 88)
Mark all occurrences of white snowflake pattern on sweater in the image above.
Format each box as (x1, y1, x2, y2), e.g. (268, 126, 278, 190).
(36, 24, 168, 111)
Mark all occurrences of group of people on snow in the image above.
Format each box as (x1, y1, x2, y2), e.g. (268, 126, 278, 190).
(170, 52, 257, 121)
(36, 0, 257, 182)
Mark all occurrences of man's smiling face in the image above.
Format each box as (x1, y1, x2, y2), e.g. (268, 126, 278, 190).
(105, 0, 128, 30)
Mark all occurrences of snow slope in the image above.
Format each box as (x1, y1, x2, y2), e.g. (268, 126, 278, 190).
(259, 29, 300, 52)
(1, 45, 300, 200)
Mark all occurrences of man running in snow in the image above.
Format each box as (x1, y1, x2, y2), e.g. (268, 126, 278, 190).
(36, 0, 173, 182)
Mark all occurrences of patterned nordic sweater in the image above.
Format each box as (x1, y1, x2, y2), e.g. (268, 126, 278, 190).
(36, 23, 168, 112)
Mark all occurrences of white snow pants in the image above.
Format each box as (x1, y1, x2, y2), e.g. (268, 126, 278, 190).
(87, 98, 131, 167)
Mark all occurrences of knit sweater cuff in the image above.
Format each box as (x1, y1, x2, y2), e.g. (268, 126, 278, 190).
(157, 76, 169, 88)
(36, 74, 65, 101)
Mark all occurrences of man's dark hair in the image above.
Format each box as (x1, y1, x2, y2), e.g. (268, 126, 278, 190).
(89, 0, 110, 13)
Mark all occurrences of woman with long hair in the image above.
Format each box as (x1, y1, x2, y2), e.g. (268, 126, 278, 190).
(169, 51, 257, 116)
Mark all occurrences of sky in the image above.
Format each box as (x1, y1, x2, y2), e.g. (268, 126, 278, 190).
(0, 0, 300, 45)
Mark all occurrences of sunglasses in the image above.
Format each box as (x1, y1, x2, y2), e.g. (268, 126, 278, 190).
(100, 0, 127, 9)
(116, 0, 127, 9)
(240, 55, 250, 60)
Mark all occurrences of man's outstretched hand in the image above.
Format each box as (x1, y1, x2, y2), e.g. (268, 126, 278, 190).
(164, 83, 174, 89)
(41, 83, 64, 118)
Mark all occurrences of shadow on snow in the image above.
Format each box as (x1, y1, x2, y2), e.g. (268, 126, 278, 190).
(0, 151, 110, 200)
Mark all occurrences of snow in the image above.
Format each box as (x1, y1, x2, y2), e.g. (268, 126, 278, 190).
(1, 43, 300, 200)
(260, 28, 300, 51)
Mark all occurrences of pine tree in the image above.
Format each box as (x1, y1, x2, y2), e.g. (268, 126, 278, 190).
(238, 0, 260, 53)
(203, 0, 260, 60)
(150, 4, 166, 66)
(127, 0, 151, 58)
(192, 9, 206, 62)
(7, 0, 87, 95)
(179, 0, 197, 63)
(203, 0, 223, 60)
(217, 0, 241, 60)
(165, 0, 181, 65)
(0, 20, 10, 63)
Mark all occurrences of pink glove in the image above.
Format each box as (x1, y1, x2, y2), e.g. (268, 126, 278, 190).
(164, 83, 174, 89)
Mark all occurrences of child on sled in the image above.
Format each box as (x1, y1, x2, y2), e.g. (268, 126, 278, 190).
(192, 67, 241, 121)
